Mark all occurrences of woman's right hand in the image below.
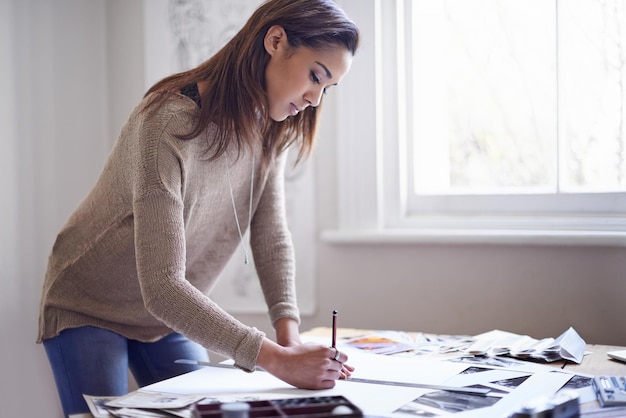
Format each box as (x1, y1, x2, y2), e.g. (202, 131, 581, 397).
(256, 338, 349, 389)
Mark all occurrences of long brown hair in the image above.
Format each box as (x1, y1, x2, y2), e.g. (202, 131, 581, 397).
(145, 0, 359, 165)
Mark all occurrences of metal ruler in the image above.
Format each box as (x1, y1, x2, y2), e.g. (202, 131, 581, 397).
(343, 377, 490, 395)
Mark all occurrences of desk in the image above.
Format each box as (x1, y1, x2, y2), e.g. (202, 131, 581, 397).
(304, 327, 626, 414)
(71, 327, 626, 418)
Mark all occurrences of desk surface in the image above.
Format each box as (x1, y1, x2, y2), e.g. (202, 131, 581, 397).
(71, 327, 626, 418)
(563, 343, 626, 376)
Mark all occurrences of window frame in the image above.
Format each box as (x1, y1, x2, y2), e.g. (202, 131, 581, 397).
(325, 0, 626, 246)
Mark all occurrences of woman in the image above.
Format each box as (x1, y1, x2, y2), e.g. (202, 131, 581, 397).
(37, 0, 359, 415)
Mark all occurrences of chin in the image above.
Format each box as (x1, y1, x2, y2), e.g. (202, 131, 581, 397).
(270, 114, 289, 122)
(267, 105, 291, 122)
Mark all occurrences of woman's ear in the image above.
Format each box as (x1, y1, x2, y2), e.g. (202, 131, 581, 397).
(264, 25, 287, 56)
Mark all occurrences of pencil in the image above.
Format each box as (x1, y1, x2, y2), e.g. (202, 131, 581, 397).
(332, 309, 338, 348)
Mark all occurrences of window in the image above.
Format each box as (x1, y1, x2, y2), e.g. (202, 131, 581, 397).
(328, 0, 626, 244)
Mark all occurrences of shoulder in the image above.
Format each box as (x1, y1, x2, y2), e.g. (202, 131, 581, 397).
(110, 93, 208, 196)
(134, 92, 199, 133)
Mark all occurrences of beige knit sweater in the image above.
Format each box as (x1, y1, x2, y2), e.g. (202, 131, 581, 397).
(37, 93, 300, 372)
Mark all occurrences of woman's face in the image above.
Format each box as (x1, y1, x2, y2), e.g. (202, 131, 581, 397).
(264, 26, 353, 122)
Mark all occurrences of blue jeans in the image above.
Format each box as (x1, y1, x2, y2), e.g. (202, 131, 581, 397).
(43, 326, 209, 417)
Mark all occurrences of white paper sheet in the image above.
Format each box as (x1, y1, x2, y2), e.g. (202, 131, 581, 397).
(142, 366, 308, 398)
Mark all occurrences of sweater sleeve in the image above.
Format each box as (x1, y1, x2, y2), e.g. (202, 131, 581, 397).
(131, 104, 265, 372)
(250, 152, 301, 327)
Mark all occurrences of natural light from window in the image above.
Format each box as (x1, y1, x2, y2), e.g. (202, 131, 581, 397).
(409, 0, 625, 198)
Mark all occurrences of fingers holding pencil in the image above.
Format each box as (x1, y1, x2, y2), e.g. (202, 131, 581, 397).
(330, 309, 355, 379)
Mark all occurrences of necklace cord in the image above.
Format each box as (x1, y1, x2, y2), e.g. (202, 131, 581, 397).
(225, 152, 254, 264)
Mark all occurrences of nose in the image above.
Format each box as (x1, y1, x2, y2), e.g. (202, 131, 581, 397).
(304, 86, 325, 108)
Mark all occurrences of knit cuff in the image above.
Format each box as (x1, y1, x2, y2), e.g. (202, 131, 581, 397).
(232, 327, 266, 372)
(269, 302, 301, 327)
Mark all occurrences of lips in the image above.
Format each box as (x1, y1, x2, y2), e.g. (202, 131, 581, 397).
(290, 103, 300, 117)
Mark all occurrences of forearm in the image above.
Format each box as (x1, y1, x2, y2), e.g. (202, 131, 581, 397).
(274, 317, 301, 347)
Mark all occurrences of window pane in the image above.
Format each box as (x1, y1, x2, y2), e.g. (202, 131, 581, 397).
(410, 0, 626, 197)
(559, 0, 626, 192)
(411, 0, 557, 195)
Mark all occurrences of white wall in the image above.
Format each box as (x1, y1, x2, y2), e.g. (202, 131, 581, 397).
(1, 1, 143, 416)
(2, 1, 625, 417)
